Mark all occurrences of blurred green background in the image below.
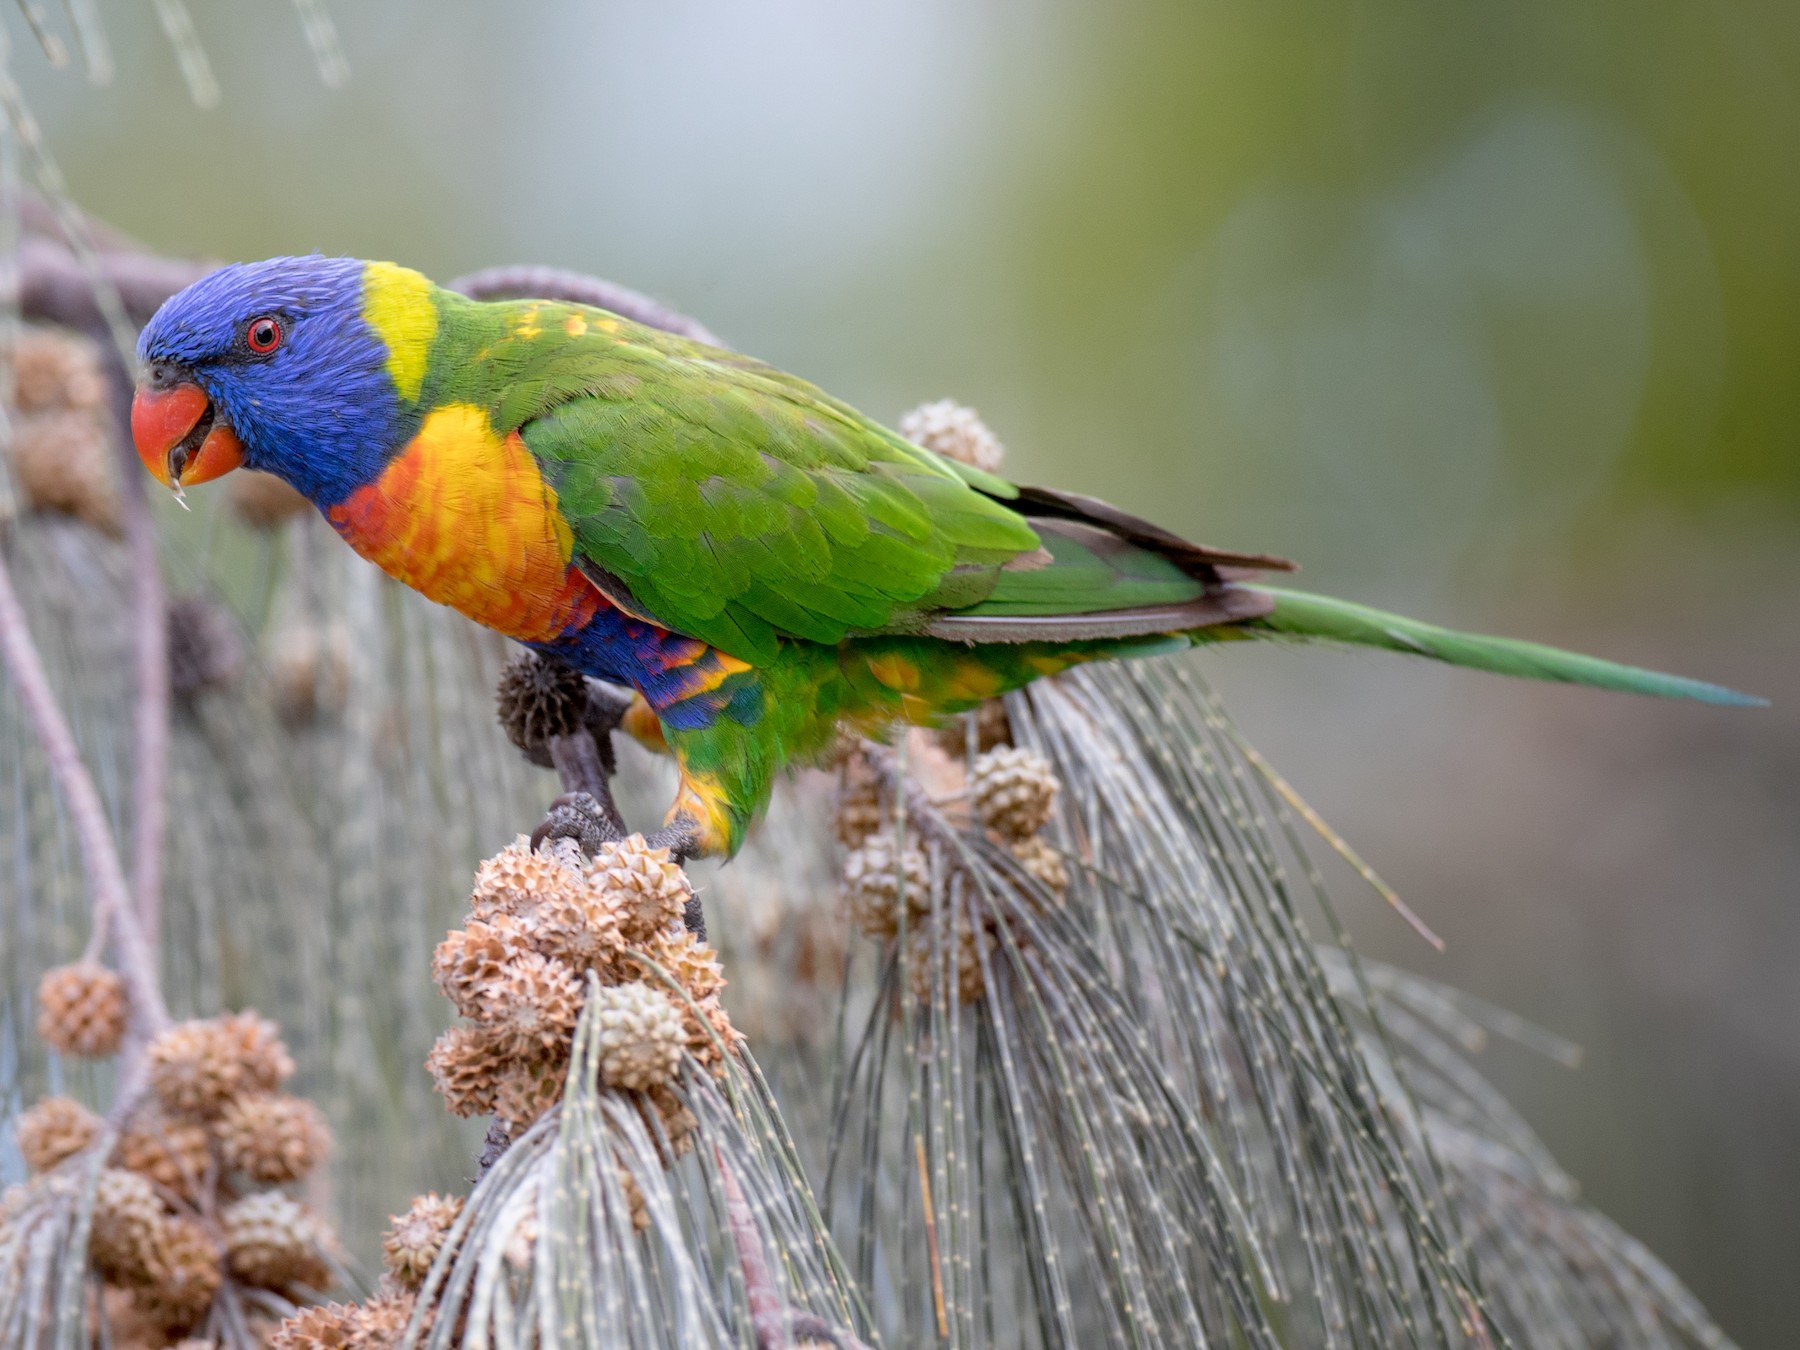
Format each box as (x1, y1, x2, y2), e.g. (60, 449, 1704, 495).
(18, 2, 1796, 1343)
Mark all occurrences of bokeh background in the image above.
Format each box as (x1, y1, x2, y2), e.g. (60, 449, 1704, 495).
(15, 2, 1796, 1342)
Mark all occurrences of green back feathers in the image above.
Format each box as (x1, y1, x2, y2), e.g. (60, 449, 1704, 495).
(424, 288, 1041, 664)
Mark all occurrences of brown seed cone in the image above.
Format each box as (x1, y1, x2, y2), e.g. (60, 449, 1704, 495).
(114, 1111, 213, 1200)
(88, 1168, 167, 1284)
(617, 1165, 650, 1233)
(15, 1095, 101, 1172)
(480, 950, 585, 1055)
(529, 876, 626, 971)
(35, 961, 128, 1057)
(219, 1010, 296, 1091)
(6, 407, 123, 535)
(932, 698, 1013, 758)
(166, 596, 245, 700)
(431, 914, 535, 1019)
(493, 1050, 570, 1133)
(1010, 835, 1070, 899)
(907, 914, 990, 1007)
(839, 831, 930, 940)
(584, 835, 691, 942)
(220, 1191, 333, 1292)
(380, 1191, 463, 1290)
(898, 399, 1005, 473)
(833, 754, 886, 850)
(495, 650, 590, 761)
(139, 1216, 223, 1333)
(146, 1014, 289, 1121)
(642, 1084, 697, 1160)
(970, 745, 1060, 841)
(145, 1021, 240, 1118)
(638, 930, 726, 1002)
(215, 1092, 331, 1183)
(12, 329, 106, 412)
(347, 1290, 423, 1349)
(470, 836, 584, 920)
(269, 1301, 358, 1350)
(681, 994, 738, 1075)
(425, 1025, 508, 1118)
(227, 469, 312, 528)
(592, 982, 684, 1091)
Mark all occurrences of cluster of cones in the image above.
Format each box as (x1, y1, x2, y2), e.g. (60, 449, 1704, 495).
(2, 326, 124, 535)
(266, 834, 738, 1344)
(426, 832, 735, 1155)
(836, 718, 1068, 1005)
(265, 1192, 463, 1350)
(10, 963, 337, 1346)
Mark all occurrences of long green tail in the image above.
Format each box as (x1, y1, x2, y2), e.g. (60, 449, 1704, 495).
(1246, 587, 1763, 707)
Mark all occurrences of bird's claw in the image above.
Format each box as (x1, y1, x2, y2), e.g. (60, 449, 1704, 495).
(531, 790, 626, 857)
(645, 817, 705, 938)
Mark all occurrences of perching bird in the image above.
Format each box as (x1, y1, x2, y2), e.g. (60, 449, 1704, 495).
(130, 257, 1756, 859)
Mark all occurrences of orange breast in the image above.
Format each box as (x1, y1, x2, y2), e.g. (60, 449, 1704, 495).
(327, 404, 603, 643)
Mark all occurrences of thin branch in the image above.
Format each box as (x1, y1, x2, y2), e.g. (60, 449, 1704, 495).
(718, 1153, 874, 1350)
(97, 342, 170, 953)
(10, 234, 210, 330)
(0, 534, 169, 1035)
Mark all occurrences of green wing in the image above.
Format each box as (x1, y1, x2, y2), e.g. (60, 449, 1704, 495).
(510, 327, 1041, 665)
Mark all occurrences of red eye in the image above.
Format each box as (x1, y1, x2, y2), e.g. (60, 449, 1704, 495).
(246, 315, 283, 353)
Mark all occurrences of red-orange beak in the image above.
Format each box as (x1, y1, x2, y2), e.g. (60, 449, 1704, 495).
(130, 380, 244, 490)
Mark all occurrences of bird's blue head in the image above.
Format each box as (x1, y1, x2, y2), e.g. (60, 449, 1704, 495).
(132, 255, 432, 508)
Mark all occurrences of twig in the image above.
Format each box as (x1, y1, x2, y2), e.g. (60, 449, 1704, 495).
(0, 535, 169, 1035)
(88, 338, 173, 952)
(717, 1152, 873, 1350)
(446, 265, 725, 347)
(10, 234, 210, 330)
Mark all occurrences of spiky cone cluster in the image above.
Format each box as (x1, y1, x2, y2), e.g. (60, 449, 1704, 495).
(971, 745, 1061, 842)
(899, 398, 1006, 473)
(494, 649, 589, 763)
(14, 1095, 101, 1173)
(906, 902, 992, 1007)
(971, 744, 1071, 906)
(145, 1011, 296, 1118)
(51, 1009, 347, 1340)
(220, 1191, 334, 1291)
(428, 834, 736, 1148)
(381, 1192, 464, 1290)
(833, 746, 889, 850)
(85, 1168, 224, 1335)
(838, 826, 993, 1005)
(2, 326, 122, 535)
(839, 829, 931, 941)
(837, 744, 1071, 1006)
(270, 1288, 426, 1350)
(35, 960, 129, 1057)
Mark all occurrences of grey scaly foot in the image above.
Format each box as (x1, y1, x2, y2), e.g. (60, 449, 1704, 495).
(645, 815, 705, 938)
(531, 789, 626, 856)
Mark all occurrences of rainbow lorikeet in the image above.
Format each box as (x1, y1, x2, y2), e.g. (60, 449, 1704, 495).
(130, 257, 1754, 860)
